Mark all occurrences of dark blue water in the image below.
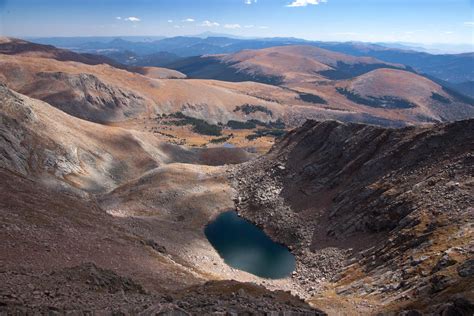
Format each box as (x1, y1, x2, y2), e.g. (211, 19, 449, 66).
(204, 211, 296, 279)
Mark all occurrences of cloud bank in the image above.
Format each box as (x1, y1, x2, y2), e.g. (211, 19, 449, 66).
(287, 0, 327, 7)
(201, 20, 220, 27)
(124, 16, 141, 22)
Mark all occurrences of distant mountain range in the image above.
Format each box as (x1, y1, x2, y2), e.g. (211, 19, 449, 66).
(375, 42, 474, 54)
(2, 37, 473, 129)
(28, 35, 474, 98)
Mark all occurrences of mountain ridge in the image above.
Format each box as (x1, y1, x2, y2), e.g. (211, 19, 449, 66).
(29, 35, 473, 86)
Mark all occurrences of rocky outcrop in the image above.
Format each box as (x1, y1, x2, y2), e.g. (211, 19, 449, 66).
(21, 71, 148, 123)
(231, 119, 474, 312)
(0, 84, 158, 192)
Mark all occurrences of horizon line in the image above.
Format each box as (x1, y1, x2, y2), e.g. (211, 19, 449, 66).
(6, 33, 473, 47)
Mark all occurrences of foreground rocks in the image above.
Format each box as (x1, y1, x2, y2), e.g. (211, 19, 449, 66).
(0, 264, 323, 315)
(0, 167, 324, 315)
(230, 119, 474, 313)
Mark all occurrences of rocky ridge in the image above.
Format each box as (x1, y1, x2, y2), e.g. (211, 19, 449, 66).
(230, 119, 474, 313)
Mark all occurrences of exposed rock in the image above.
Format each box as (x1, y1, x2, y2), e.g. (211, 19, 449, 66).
(230, 119, 474, 312)
(429, 275, 454, 294)
(142, 239, 167, 254)
(434, 298, 474, 316)
(431, 253, 457, 274)
(457, 259, 474, 277)
(56, 263, 145, 294)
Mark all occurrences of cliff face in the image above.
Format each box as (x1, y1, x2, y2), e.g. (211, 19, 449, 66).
(232, 119, 474, 313)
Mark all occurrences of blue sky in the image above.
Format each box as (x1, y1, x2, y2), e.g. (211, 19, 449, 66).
(1, 0, 473, 45)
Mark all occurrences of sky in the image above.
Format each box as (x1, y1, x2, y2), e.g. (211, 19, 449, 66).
(0, 0, 473, 45)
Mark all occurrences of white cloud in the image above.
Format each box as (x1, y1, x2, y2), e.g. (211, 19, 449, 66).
(287, 0, 327, 7)
(244, 25, 255, 28)
(168, 20, 173, 23)
(116, 17, 122, 20)
(124, 16, 141, 22)
(245, 0, 257, 4)
(183, 18, 195, 22)
(258, 26, 269, 29)
(464, 22, 474, 27)
(201, 20, 220, 27)
(224, 24, 242, 29)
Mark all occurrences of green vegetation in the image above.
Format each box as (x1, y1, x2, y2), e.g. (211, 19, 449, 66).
(377, 96, 416, 109)
(226, 119, 286, 130)
(246, 129, 287, 141)
(164, 112, 222, 136)
(336, 88, 416, 109)
(209, 135, 233, 144)
(234, 104, 273, 116)
(226, 117, 286, 141)
(319, 62, 402, 80)
(431, 92, 451, 104)
(227, 120, 257, 130)
(169, 56, 284, 86)
(260, 119, 286, 129)
(442, 87, 474, 106)
(336, 87, 379, 107)
(298, 92, 327, 105)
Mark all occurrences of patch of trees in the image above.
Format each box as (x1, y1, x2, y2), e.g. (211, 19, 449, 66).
(209, 135, 233, 144)
(164, 112, 222, 136)
(442, 87, 474, 106)
(234, 104, 273, 116)
(227, 120, 258, 130)
(167, 56, 284, 86)
(430, 93, 451, 104)
(336, 88, 416, 109)
(245, 129, 287, 141)
(226, 119, 285, 130)
(319, 63, 403, 80)
(297, 92, 327, 104)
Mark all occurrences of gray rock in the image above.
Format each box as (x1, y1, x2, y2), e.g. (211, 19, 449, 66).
(457, 259, 474, 277)
(431, 254, 457, 273)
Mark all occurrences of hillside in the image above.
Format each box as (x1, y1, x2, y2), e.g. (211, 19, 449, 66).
(232, 119, 474, 314)
(335, 68, 474, 121)
(0, 36, 124, 68)
(0, 42, 287, 125)
(164, 45, 474, 124)
(0, 84, 255, 193)
(313, 41, 474, 84)
(31, 35, 474, 87)
(167, 45, 406, 84)
(0, 81, 325, 315)
(0, 39, 472, 141)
